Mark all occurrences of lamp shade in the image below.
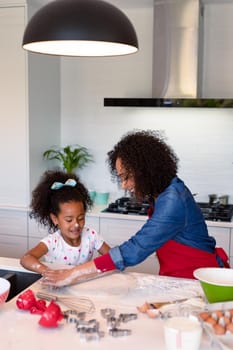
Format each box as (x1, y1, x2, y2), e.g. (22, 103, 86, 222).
(22, 0, 139, 57)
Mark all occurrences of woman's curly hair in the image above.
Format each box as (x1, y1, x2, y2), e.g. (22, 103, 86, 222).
(107, 130, 179, 199)
(30, 170, 92, 232)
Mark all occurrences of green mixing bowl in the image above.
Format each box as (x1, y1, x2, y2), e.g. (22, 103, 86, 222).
(194, 268, 233, 303)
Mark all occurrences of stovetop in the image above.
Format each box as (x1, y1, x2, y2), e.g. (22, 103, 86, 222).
(102, 197, 150, 216)
(102, 197, 233, 222)
(197, 202, 233, 222)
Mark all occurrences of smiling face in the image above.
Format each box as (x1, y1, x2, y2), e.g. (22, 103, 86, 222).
(115, 158, 135, 194)
(50, 200, 85, 246)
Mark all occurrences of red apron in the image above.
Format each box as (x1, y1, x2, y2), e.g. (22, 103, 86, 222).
(156, 240, 230, 279)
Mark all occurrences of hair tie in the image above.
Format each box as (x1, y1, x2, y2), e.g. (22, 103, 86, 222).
(51, 179, 77, 190)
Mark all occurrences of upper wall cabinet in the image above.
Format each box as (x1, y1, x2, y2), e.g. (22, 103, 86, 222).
(0, 1, 60, 208)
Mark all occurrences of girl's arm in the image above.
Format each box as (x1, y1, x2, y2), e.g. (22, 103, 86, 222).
(20, 242, 49, 274)
(98, 241, 111, 255)
(42, 253, 116, 287)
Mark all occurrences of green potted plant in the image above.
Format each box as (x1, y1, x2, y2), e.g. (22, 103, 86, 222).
(43, 144, 93, 173)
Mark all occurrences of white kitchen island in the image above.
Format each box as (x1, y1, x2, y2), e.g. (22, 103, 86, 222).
(0, 270, 216, 350)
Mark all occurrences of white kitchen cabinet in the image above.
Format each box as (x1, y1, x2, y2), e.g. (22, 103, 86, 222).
(27, 216, 47, 250)
(85, 215, 100, 233)
(207, 226, 231, 253)
(99, 216, 159, 274)
(28, 217, 47, 239)
(0, 234, 28, 258)
(0, 209, 27, 258)
(207, 225, 231, 265)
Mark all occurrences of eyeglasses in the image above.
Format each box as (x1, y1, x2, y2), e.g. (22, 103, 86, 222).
(117, 172, 132, 184)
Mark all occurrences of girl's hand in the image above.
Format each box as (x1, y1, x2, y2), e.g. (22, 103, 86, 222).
(41, 261, 99, 287)
(41, 268, 74, 287)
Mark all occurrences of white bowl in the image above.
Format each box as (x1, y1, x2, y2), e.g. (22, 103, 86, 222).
(0, 278, 10, 306)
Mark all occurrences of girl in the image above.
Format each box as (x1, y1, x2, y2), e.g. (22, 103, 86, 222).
(20, 170, 110, 274)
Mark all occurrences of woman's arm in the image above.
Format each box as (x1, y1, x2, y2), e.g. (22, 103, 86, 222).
(98, 241, 111, 255)
(20, 242, 49, 274)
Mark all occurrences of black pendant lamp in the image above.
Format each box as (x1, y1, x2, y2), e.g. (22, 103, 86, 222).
(22, 0, 138, 57)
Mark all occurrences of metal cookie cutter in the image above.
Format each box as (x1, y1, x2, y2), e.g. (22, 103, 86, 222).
(66, 315, 79, 324)
(63, 309, 79, 316)
(101, 308, 115, 319)
(76, 319, 99, 333)
(109, 328, 132, 337)
(64, 310, 87, 323)
(119, 313, 138, 323)
(107, 316, 121, 329)
(76, 312, 86, 320)
(80, 329, 105, 342)
(77, 319, 104, 342)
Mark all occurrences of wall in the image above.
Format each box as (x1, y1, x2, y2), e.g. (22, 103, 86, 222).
(0, 0, 60, 208)
(28, 52, 60, 193)
(0, 4, 28, 207)
(60, 3, 233, 204)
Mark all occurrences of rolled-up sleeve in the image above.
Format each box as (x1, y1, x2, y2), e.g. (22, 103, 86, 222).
(109, 246, 125, 271)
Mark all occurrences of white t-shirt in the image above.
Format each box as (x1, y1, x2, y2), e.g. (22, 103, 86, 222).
(40, 227, 104, 265)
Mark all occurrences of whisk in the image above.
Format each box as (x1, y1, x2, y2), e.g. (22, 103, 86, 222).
(36, 290, 95, 314)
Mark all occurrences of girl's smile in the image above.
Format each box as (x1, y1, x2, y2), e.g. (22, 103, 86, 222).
(50, 201, 85, 246)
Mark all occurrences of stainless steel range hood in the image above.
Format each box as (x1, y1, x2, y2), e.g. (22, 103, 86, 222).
(152, 0, 200, 99)
(104, 0, 233, 108)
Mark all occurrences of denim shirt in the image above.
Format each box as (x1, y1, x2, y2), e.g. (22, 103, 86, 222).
(109, 177, 216, 271)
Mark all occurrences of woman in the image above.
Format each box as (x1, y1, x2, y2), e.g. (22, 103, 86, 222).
(42, 130, 229, 287)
